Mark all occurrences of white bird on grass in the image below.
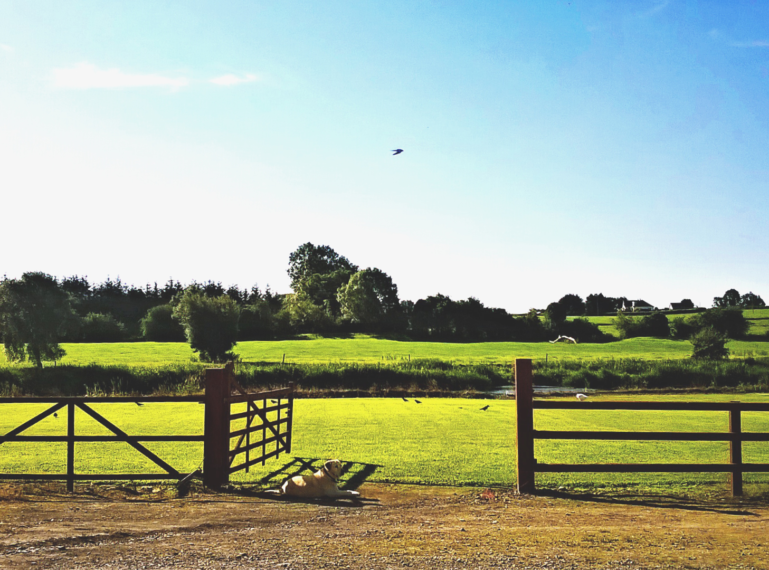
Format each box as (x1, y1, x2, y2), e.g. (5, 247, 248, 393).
(576, 393, 588, 401)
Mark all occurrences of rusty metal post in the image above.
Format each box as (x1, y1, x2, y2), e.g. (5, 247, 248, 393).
(515, 358, 535, 494)
(729, 405, 743, 497)
(203, 367, 230, 489)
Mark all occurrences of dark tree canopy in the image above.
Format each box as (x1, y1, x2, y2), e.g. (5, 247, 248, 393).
(713, 289, 741, 308)
(0, 272, 78, 366)
(287, 243, 358, 292)
(557, 294, 585, 316)
(740, 292, 765, 309)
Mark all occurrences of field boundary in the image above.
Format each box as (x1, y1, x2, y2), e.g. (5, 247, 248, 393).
(514, 358, 769, 497)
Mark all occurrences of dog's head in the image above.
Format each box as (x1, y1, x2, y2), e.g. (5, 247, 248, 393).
(322, 459, 343, 480)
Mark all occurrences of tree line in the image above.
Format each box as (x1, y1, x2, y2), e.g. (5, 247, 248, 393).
(0, 242, 764, 365)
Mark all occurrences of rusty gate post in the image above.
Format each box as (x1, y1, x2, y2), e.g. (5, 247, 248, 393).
(729, 404, 743, 497)
(204, 367, 230, 489)
(515, 358, 535, 494)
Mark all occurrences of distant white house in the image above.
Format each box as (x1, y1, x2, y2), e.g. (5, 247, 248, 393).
(621, 300, 655, 312)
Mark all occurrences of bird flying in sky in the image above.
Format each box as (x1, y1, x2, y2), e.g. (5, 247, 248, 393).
(392, 149, 403, 155)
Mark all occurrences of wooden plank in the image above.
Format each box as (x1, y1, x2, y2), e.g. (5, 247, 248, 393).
(730, 408, 743, 496)
(533, 430, 769, 442)
(225, 389, 292, 404)
(229, 403, 290, 421)
(0, 473, 187, 481)
(229, 433, 283, 460)
(0, 396, 204, 404)
(533, 401, 769, 412)
(1, 435, 205, 442)
(515, 358, 535, 494)
(229, 447, 285, 474)
(535, 463, 769, 473)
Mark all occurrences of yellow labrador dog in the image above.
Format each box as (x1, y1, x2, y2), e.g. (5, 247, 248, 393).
(269, 459, 360, 499)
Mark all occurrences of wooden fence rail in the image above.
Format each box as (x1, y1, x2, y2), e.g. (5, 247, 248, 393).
(514, 358, 769, 497)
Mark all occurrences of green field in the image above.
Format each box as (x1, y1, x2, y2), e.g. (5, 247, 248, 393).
(0, 336, 766, 368)
(572, 308, 769, 339)
(2, 394, 768, 494)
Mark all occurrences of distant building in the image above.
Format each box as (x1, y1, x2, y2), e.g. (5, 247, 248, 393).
(621, 300, 655, 312)
(669, 302, 686, 311)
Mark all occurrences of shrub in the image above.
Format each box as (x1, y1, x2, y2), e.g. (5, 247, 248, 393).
(80, 313, 127, 342)
(141, 304, 186, 342)
(561, 318, 611, 343)
(693, 307, 748, 339)
(670, 316, 697, 340)
(172, 288, 240, 362)
(690, 327, 729, 360)
(615, 311, 669, 339)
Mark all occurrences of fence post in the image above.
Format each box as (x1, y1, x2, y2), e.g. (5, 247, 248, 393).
(204, 367, 230, 489)
(67, 402, 75, 493)
(515, 358, 535, 494)
(286, 381, 295, 454)
(729, 404, 743, 497)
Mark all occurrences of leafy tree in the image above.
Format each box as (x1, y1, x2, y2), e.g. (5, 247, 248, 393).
(740, 292, 765, 309)
(277, 291, 333, 333)
(615, 311, 669, 339)
(0, 272, 78, 367)
(690, 327, 729, 360)
(172, 287, 240, 362)
(679, 299, 695, 310)
(80, 313, 127, 342)
(287, 243, 358, 292)
(557, 294, 585, 316)
(141, 304, 186, 342)
(713, 289, 741, 308)
(337, 268, 400, 329)
(238, 299, 276, 340)
(544, 302, 567, 330)
(561, 318, 611, 343)
(694, 307, 748, 339)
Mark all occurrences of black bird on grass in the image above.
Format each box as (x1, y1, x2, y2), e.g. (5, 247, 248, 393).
(392, 149, 403, 155)
(480, 405, 490, 411)
(136, 402, 143, 407)
(414, 399, 422, 404)
(402, 397, 408, 402)
(53, 412, 58, 418)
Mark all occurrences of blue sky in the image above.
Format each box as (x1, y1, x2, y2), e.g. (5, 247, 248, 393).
(1, 0, 767, 312)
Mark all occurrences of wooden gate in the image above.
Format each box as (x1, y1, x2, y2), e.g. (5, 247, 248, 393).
(0, 364, 294, 491)
(203, 363, 294, 488)
(0, 395, 205, 492)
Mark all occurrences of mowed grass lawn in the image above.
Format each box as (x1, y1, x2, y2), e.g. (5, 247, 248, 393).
(0, 336, 766, 368)
(2, 394, 769, 494)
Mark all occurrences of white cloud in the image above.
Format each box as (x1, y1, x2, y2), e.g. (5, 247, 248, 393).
(51, 62, 189, 90)
(209, 73, 258, 86)
(0, 44, 13, 53)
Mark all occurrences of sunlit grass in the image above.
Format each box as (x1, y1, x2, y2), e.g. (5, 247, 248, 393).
(2, 394, 768, 494)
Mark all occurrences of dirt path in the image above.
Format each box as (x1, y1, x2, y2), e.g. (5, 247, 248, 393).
(1, 484, 767, 569)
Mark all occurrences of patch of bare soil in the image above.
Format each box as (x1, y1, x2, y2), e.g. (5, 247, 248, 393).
(1, 483, 768, 569)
